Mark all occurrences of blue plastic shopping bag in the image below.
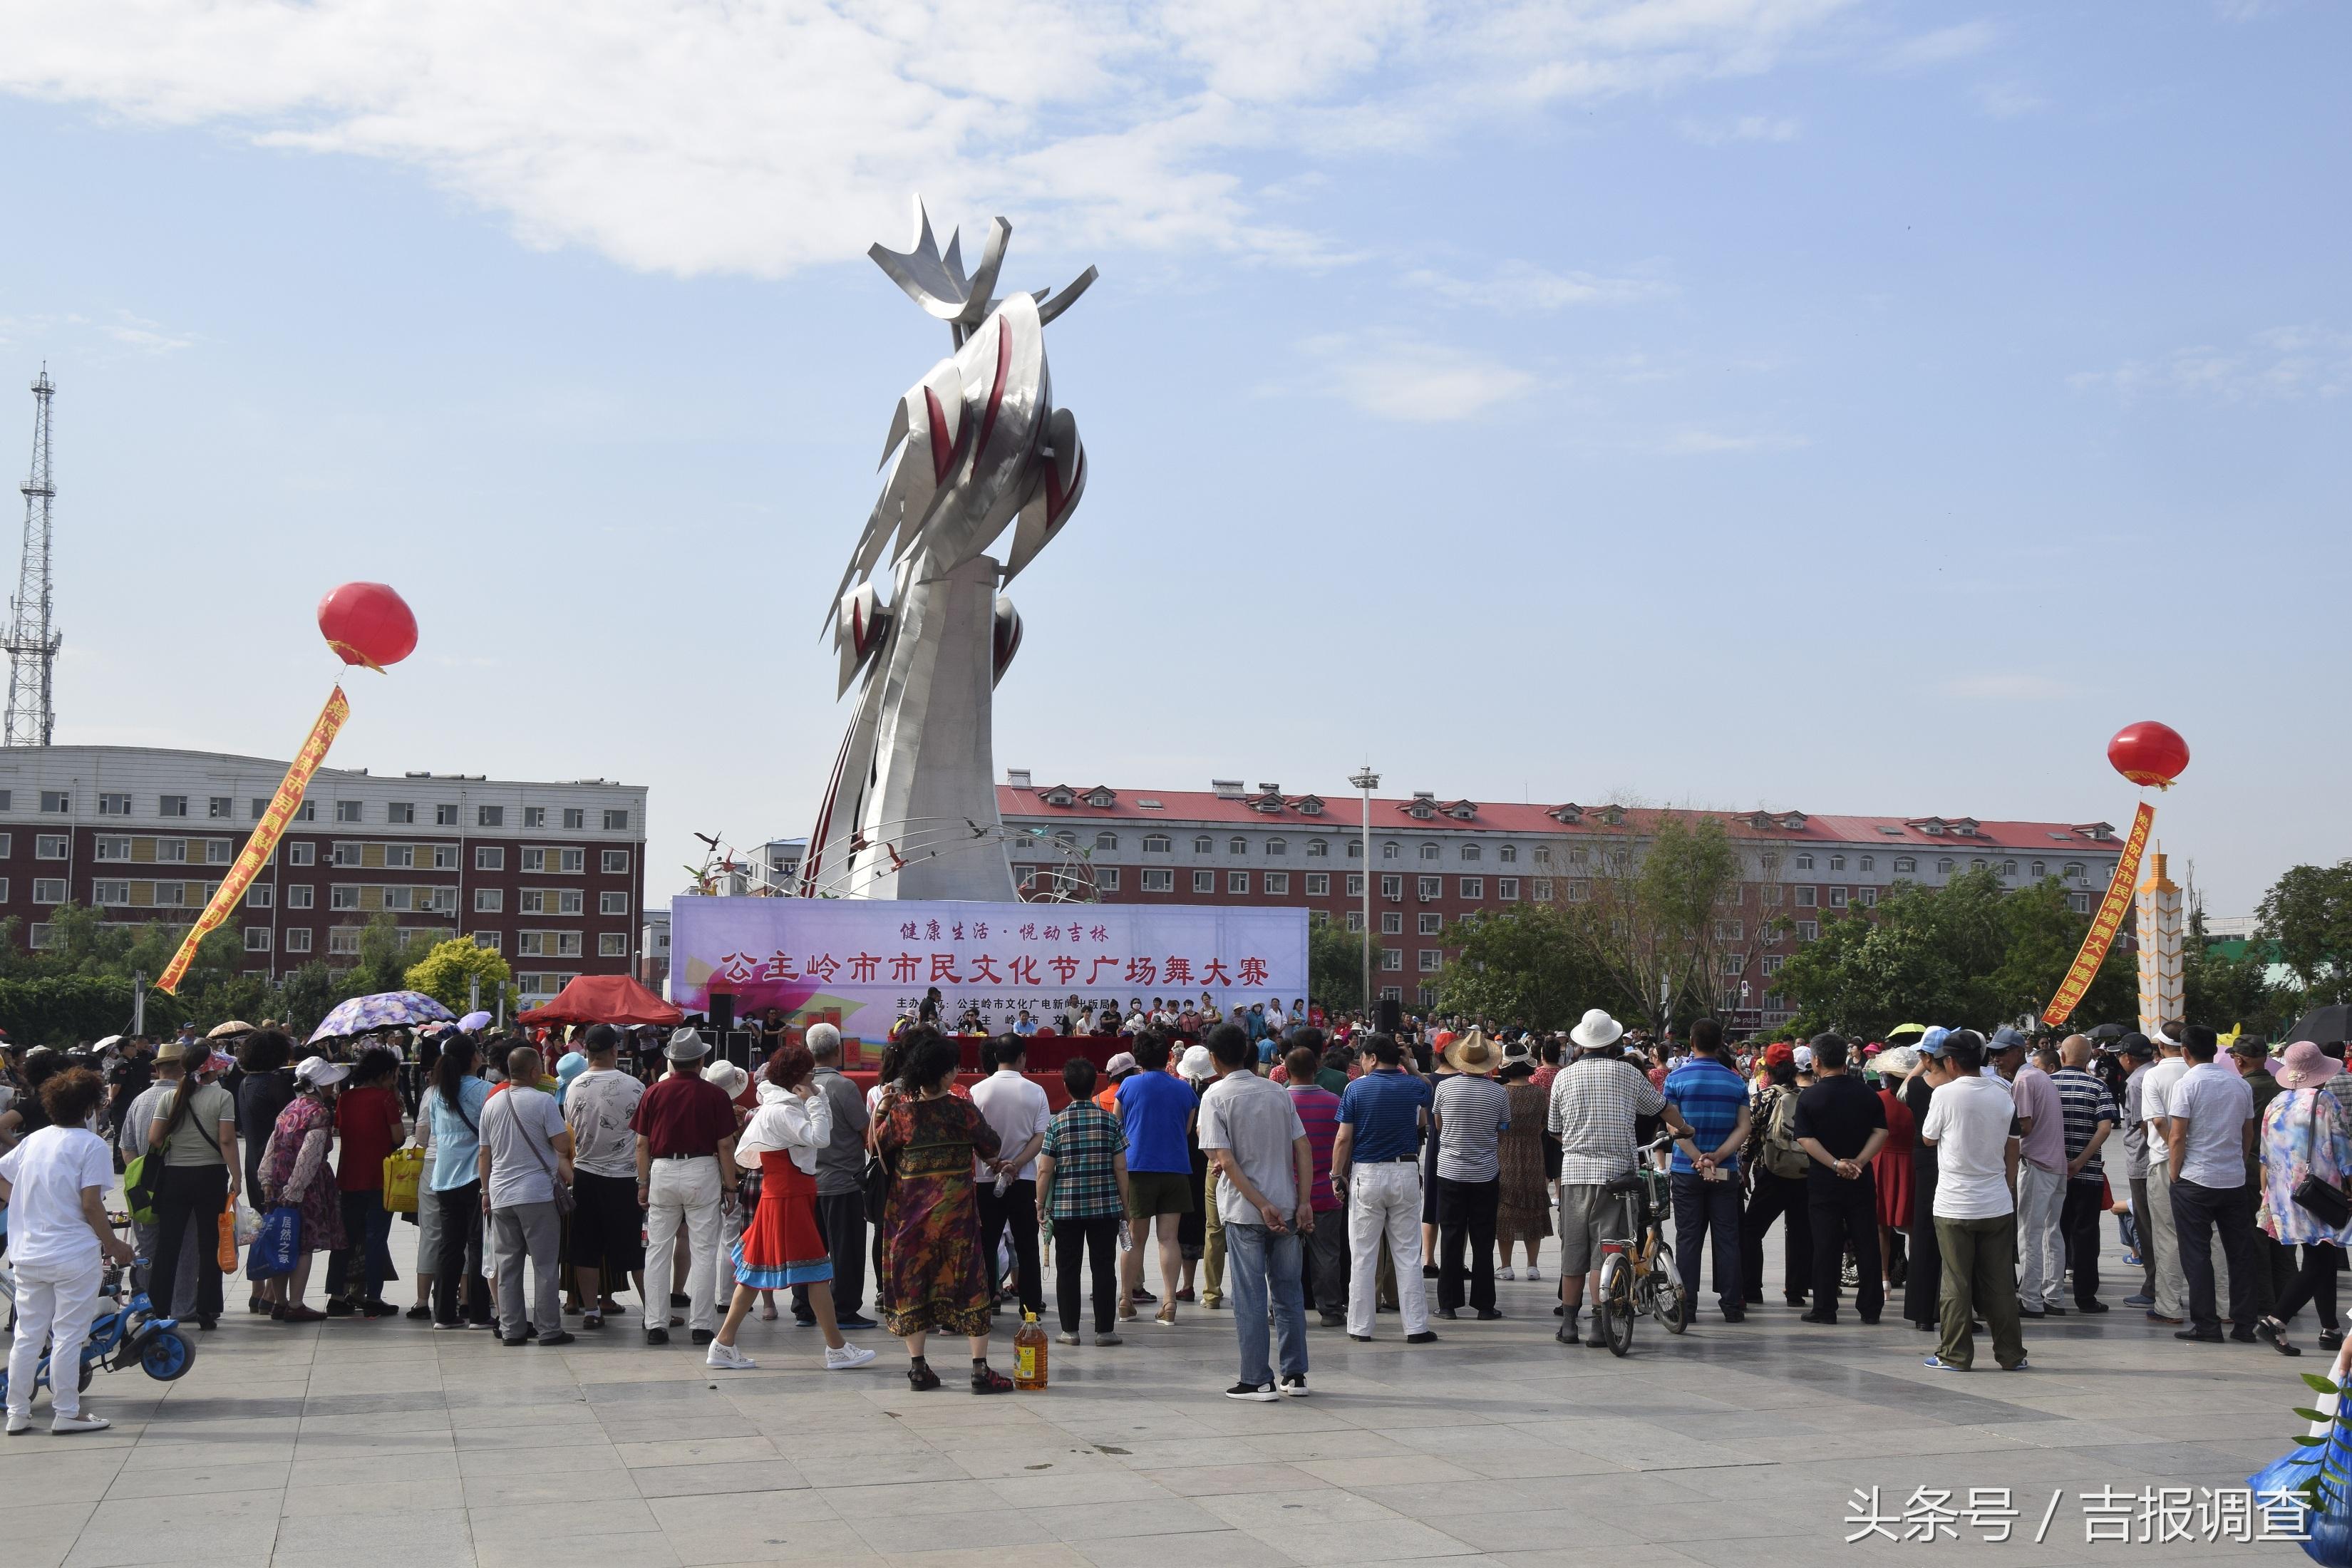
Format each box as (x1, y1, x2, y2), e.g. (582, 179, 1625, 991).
(245, 1205, 302, 1281)
(2252, 1377, 2352, 1567)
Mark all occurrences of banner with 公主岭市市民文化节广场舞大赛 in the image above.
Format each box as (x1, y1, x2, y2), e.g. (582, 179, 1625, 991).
(2040, 800, 2155, 1028)
(669, 897, 1307, 1049)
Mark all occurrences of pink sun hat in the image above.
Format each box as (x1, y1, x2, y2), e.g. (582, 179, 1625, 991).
(2269, 1041, 2343, 1089)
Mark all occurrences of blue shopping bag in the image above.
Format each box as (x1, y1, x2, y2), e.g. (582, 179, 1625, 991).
(245, 1205, 302, 1281)
(2252, 1378, 2352, 1568)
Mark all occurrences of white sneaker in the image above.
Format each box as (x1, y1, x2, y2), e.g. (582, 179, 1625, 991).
(704, 1340, 757, 1371)
(51, 1412, 110, 1435)
(1527, 1266, 1542, 1281)
(824, 1343, 877, 1371)
(4, 1411, 31, 1437)
(1498, 1266, 1516, 1280)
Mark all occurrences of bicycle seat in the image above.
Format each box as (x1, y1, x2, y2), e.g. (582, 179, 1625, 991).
(1602, 1173, 1642, 1195)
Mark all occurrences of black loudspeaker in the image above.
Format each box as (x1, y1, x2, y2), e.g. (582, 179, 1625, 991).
(708, 991, 736, 1031)
(1379, 997, 1401, 1033)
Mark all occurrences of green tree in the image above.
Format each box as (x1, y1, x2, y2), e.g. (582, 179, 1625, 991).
(1307, 918, 1371, 1014)
(345, 914, 438, 1000)
(1577, 813, 1745, 1026)
(1433, 904, 1609, 1030)
(406, 937, 514, 1015)
(2259, 861, 2352, 1004)
(277, 961, 341, 1038)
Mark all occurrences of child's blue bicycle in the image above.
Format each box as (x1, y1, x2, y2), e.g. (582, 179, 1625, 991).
(0, 1257, 199, 1405)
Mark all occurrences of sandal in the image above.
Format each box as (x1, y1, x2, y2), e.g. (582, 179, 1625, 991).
(2256, 1319, 2302, 1357)
(2324, 1329, 2346, 1352)
(581, 1313, 603, 1331)
(971, 1363, 1014, 1394)
(759, 1302, 778, 1322)
(907, 1361, 942, 1392)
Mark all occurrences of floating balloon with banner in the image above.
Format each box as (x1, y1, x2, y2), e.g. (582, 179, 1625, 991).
(158, 582, 417, 994)
(2041, 721, 2189, 1029)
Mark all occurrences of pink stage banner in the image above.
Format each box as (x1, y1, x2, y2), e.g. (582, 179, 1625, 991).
(670, 898, 1307, 1047)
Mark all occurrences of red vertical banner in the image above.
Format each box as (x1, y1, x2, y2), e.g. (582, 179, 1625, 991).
(2040, 800, 2155, 1028)
(157, 686, 350, 995)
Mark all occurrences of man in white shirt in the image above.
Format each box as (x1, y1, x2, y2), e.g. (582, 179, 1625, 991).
(971, 1034, 1052, 1317)
(563, 1026, 647, 1328)
(2138, 1025, 2221, 1324)
(2165, 1024, 2259, 1343)
(1918, 1029, 2026, 1372)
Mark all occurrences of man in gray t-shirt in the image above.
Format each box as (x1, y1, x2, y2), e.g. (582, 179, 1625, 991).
(797, 1025, 877, 1326)
(477, 1048, 576, 1346)
(1197, 1024, 1313, 1398)
(1432, 1033, 1512, 1320)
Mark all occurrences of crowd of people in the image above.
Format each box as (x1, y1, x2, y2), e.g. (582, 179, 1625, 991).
(0, 1000, 2345, 1430)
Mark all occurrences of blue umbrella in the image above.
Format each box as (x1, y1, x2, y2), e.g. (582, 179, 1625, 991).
(308, 990, 457, 1044)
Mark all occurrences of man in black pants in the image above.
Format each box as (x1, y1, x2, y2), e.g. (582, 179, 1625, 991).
(971, 1033, 1051, 1318)
(1791, 1033, 1888, 1324)
(790, 1024, 877, 1329)
(1738, 1043, 1812, 1306)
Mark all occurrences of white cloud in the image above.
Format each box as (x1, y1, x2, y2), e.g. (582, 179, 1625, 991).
(1973, 81, 2046, 119)
(2071, 324, 2352, 403)
(0, 0, 1862, 279)
(1938, 674, 2077, 701)
(1407, 259, 1673, 311)
(98, 311, 193, 354)
(1879, 19, 2001, 71)
(1299, 333, 1537, 422)
(1676, 113, 1800, 144)
(1645, 428, 1806, 455)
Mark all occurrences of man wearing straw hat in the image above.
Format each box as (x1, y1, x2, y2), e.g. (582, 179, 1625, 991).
(1549, 1009, 1680, 1346)
(1432, 1028, 1510, 1321)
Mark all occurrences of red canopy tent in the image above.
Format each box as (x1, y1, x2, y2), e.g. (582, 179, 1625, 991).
(515, 974, 682, 1028)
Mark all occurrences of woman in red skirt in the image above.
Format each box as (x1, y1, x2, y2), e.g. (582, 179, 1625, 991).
(1872, 1046, 1919, 1298)
(704, 1042, 877, 1373)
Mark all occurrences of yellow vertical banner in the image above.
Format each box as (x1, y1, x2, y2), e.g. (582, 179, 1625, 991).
(2040, 800, 2156, 1028)
(156, 686, 351, 995)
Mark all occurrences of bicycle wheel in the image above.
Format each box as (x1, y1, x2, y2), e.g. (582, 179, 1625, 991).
(140, 1329, 197, 1382)
(1595, 1254, 1635, 1358)
(1651, 1242, 1687, 1334)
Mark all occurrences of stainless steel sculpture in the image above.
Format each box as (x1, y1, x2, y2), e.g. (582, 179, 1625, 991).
(800, 198, 1095, 901)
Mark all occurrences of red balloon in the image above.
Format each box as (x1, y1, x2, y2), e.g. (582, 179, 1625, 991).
(2108, 721, 2189, 790)
(317, 582, 418, 671)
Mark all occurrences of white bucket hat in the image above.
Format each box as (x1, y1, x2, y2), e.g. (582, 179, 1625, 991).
(1569, 1009, 1624, 1052)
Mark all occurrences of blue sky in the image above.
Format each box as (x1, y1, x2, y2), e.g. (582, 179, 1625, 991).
(0, 1, 2341, 914)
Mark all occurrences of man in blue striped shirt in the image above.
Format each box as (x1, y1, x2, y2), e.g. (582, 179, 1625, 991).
(2049, 1034, 2116, 1314)
(1662, 1018, 1753, 1326)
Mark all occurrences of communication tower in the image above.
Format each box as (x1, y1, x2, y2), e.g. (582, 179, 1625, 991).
(4, 366, 61, 747)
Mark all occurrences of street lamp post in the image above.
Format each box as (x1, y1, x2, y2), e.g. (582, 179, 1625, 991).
(1350, 765, 1379, 1019)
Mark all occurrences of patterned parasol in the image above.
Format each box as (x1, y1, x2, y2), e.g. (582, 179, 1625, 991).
(308, 990, 457, 1044)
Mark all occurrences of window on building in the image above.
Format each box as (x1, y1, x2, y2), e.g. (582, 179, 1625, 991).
(1305, 872, 1329, 895)
(1460, 843, 1480, 863)
(1417, 912, 1441, 935)
(1143, 834, 1170, 853)
(475, 889, 503, 912)
(524, 806, 547, 829)
(36, 834, 65, 859)
(33, 791, 69, 815)
(595, 850, 622, 874)
(1264, 872, 1289, 894)
(1228, 871, 1249, 894)
(1141, 869, 1173, 892)
(1094, 832, 1117, 850)
(1828, 887, 1848, 908)
(96, 793, 129, 816)
(1936, 858, 1954, 875)
(1381, 947, 1402, 971)
(282, 928, 311, 953)
(1192, 870, 1214, 894)
(600, 891, 629, 915)
(605, 809, 631, 831)
(157, 795, 187, 818)
(1459, 877, 1482, 899)
(1305, 839, 1327, 858)
(2068, 892, 2090, 914)
(1418, 875, 1441, 899)
(2001, 860, 2017, 878)
(328, 928, 363, 956)
(1345, 911, 1365, 933)
(1418, 949, 1443, 972)
(1418, 843, 1438, 862)
(435, 804, 459, 826)
(244, 927, 271, 952)
(1795, 852, 1814, 870)
(335, 800, 362, 822)
(1375, 911, 1400, 934)
(2063, 862, 2085, 882)
(32, 877, 65, 903)
(1347, 840, 1362, 858)
(1097, 868, 1122, 892)
(287, 885, 314, 909)
(1861, 887, 1878, 907)
(477, 805, 503, 828)
(1797, 920, 1819, 941)
(1716, 919, 1743, 941)
(1381, 874, 1403, 899)
(1266, 837, 1286, 856)
(476, 847, 503, 870)
(1569, 847, 1589, 865)
(205, 839, 232, 865)
(1532, 878, 1553, 902)
(1192, 835, 1213, 854)
(2030, 860, 2046, 877)
(383, 802, 413, 825)
(1893, 857, 1916, 875)
(470, 932, 501, 953)
(1228, 837, 1247, 856)
(1382, 842, 1399, 860)
(1795, 886, 1816, 907)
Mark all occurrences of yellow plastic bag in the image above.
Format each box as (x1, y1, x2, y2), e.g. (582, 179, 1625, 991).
(381, 1147, 424, 1214)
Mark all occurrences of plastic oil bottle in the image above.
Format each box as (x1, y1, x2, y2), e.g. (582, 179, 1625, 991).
(1013, 1311, 1048, 1390)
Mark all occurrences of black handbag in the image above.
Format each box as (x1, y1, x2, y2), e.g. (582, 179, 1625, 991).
(2291, 1092, 2352, 1230)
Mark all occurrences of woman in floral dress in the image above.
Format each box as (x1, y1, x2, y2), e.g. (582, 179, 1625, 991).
(257, 1056, 349, 1323)
(2256, 1041, 2352, 1357)
(874, 1028, 1011, 1392)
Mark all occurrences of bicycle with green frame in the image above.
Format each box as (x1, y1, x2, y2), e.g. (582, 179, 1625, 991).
(1592, 1134, 1686, 1357)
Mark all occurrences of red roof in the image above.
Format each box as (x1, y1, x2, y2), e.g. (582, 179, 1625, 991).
(995, 785, 2115, 851)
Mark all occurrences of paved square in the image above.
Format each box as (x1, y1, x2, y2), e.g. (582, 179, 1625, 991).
(3, 1224, 2314, 1566)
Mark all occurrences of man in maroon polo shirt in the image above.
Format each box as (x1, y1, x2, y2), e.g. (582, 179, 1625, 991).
(631, 1028, 738, 1346)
